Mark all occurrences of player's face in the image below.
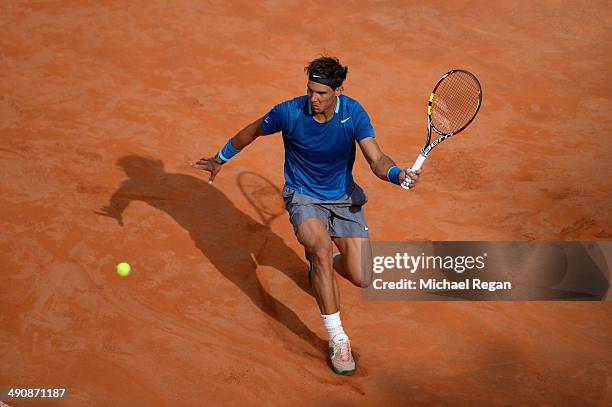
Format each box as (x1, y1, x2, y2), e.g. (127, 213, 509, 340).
(307, 81, 341, 114)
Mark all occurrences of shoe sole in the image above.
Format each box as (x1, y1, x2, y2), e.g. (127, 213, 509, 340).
(329, 348, 357, 376)
(332, 365, 357, 376)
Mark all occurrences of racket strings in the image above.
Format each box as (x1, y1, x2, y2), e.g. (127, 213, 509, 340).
(431, 72, 481, 134)
(252, 185, 283, 216)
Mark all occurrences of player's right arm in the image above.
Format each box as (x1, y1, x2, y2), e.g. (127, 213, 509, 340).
(227, 117, 266, 149)
(193, 100, 288, 183)
(192, 117, 266, 184)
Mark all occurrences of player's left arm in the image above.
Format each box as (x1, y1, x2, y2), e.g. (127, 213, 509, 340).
(357, 137, 422, 187)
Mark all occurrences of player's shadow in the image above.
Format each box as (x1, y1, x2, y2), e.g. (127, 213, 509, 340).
(96, 155, 326, 354)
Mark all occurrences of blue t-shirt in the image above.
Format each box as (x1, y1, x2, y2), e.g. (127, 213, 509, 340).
(261, 95, 375, 200)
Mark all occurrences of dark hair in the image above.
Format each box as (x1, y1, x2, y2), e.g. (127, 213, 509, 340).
(304, 56, 348, 89)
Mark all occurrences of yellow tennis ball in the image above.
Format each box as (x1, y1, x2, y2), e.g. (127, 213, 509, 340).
(116, 262, 131, 277)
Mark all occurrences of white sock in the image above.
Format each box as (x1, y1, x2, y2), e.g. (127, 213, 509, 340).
(322, 311, 347, 343)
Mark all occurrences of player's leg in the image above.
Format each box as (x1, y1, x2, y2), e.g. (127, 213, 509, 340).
(297, 217, 353, 376)
(284, 187, 355, 375)
(296, 218, 340, 315)
(331, 236, 373, 288)
(317, 188, 369, 375)
(327, 185, 372, 287)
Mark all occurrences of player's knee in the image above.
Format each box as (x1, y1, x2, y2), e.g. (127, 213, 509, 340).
(358, 271, 373, 288)
(311, 244, 332, 265)
(338, 255, 372, 288)
(297, 219, 329, 251)
(300, 234, 331, 257)
(356, 253, 373, 288)
(348, 266, 372, 288)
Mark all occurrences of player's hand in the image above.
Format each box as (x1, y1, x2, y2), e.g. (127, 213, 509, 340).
(400, 168, 422, 188)
(191, 156, 223, 184)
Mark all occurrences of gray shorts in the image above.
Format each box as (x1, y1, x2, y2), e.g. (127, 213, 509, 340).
(283, 184, 370, 238)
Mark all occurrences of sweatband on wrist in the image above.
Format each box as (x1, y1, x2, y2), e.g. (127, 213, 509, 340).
(387, 165, 402, 185)
(218, 139, 241, 162)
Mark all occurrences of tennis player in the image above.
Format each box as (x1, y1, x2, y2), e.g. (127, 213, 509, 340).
(192, 56, 422, 375)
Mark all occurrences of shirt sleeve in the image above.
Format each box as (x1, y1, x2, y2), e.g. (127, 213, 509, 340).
(260, 101, 289, 135)
(352, 102, 375, 141)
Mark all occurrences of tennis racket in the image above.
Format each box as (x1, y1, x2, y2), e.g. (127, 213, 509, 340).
(402, 69, 482, 189)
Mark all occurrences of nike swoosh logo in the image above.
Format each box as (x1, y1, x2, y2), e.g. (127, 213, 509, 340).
(341, 117, 351, 123)
(264, 117, 269, 123)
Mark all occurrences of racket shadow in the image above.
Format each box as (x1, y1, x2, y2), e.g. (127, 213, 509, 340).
(96, 155, 325, 354)
(236, 171, 287, 260)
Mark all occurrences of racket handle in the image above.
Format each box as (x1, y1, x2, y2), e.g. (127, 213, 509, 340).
(411, 154, 427, 171)
(401, 153, 427, 190)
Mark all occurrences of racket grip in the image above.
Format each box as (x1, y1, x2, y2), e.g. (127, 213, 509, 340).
(411, 154, 426, 171)
(401, 154, 427, 190)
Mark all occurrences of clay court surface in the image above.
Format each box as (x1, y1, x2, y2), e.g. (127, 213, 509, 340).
(1, 1, 611, 406)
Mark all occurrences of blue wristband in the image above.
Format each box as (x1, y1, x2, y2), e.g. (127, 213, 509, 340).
(218, 139, 241, 162)
(387, 166, 402, 185)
